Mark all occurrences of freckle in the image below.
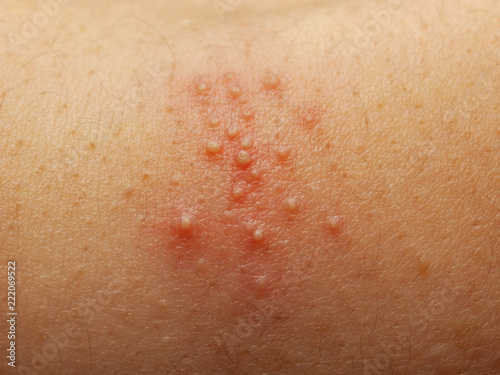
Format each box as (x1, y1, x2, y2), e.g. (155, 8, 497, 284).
(123, 189, 135, 200)
(418, 260, 430, 276)
(237, 150, 251, 167)
(278, 147, 291, 160)
(181, 215, 192, 230)
(227, 126, 239, 139)
(232, 187, 245, 199)
(206, 141, 221, 155)
(197, 196, 206, 205)
(241, 109, 255, 121)
(263, 72, 281, 89)
(241, 138, 253, 149)
(228, 85, 242, 99)
(253, 229, 264, 242)
(327, 216, 341, 232)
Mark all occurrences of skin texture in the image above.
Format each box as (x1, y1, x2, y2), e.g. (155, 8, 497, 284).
(0, 0, 499, 374)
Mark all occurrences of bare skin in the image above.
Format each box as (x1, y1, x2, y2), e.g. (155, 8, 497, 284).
(0, 0, 499, 374)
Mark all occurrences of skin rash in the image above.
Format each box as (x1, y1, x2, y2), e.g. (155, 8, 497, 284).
(138, 70, 348, 292)
(0, 1, 499, 374)
(134, 69, 358, 372)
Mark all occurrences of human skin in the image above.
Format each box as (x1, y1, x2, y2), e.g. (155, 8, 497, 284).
(0, 0, 499, 374)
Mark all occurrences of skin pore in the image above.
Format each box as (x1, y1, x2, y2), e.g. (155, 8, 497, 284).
(0, 0, 499, 374)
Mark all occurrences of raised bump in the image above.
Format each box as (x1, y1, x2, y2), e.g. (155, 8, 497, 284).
(195, 258, 208, 274)
(263, 72, 281, 90)
(196, 82, 209, 95)
(327, 216, 341, 232)
(181, 215, 192, 231)
(250, 169, 260, 179)
(299, 104, 323, 128)
(193, 76, 211, 95)
(232, 187, 245, 199)
(277, 146, 291, 160)
(228, 85, 243, 99)
(227, 126, 239, 139)
(237, 150, 251, 167)
(223, 72, 236, 82)
(206, 141, 222, 155)
(241, 108, 255, 122)
(241, 138, 253, 149)
(284, 198, 298, 213)
(253, 275, 270, 293)
(207, 117, 220, 127)
(253, 229, 264, 242)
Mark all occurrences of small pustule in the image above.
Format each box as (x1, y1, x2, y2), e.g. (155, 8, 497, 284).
(327, 216, 341, 232)
(232, 187, 245, 199)
(195, 258, 208, 274)
(253, 275, 270, 293)
(194, 77, 211, 95)
(206, 141, 222, 155)
(263, 72, 281, 90)
(196, 82, 209, 95)
(241, 138, 253, 149)
(277, 146, 291, 161)
(299, 105, 322, 127)
(241, 108, 255, 122)
(303, 113, 315, 124)
(284, 198, 298, 214)
(250, 169, 260, 179)
(237, 150, 251, 167)
(180, 215, 192, 231)
(253, 229, 264, 242)
(228, 85, 243, 99)
(207, 117, 220, 128)
(227, 126, 239, 139)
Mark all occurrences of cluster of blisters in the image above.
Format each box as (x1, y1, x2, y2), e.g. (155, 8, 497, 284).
(148, 71, 343, 296)
(135, 71, 353, 369)
(176, 71, 339, 249)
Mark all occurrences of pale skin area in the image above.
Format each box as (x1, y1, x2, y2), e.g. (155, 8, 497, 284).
(0, 0, 499, 374)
